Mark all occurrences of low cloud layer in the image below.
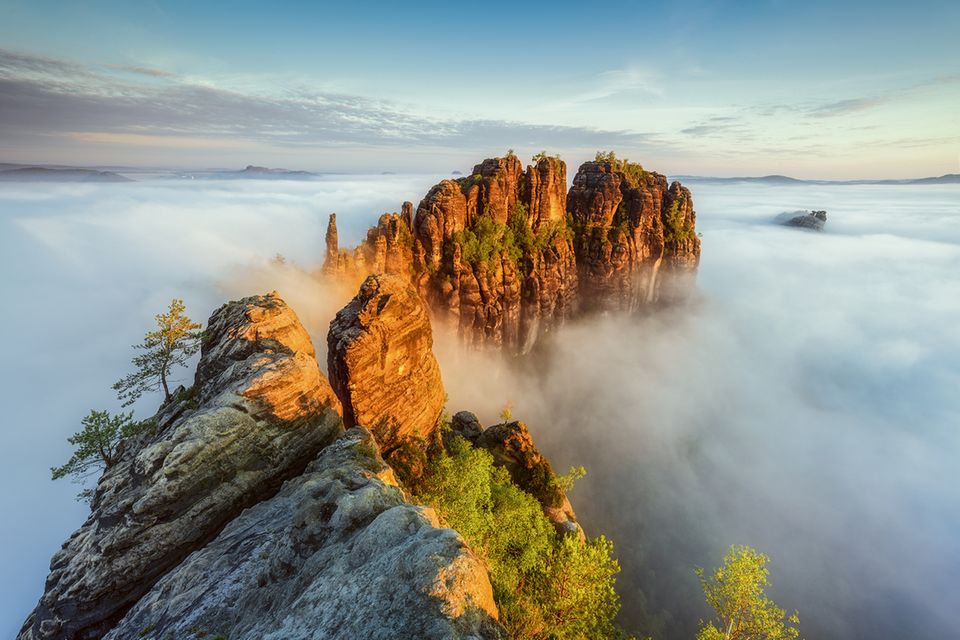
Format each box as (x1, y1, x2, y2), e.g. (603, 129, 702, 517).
(1, 178, 958, 639)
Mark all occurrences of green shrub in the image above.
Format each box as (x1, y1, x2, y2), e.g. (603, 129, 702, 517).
(454, 209, 522, 270)
(594, 151, 647, 187)
(663, 200, 694, 245)
(415, 437, 624, 639)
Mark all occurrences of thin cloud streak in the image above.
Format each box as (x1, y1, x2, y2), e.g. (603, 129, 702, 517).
(0, 48, 652, 156)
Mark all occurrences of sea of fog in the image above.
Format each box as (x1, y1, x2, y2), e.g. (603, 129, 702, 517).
(0, 177, 957, 639)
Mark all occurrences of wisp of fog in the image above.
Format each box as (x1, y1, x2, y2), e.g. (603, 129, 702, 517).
(0, 177, 957, 639)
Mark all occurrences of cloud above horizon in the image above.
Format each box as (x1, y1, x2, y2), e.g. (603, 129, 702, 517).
(0, 48, 656, 165)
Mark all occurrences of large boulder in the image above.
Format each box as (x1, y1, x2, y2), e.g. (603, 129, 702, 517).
(327, 274, 445, 454)
(104, 428, 505, 640)
(19, 292, 342, 640)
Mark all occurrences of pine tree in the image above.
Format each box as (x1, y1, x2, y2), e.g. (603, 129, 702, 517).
(51, 410, 152, 502)
(113, 299, 202, 406)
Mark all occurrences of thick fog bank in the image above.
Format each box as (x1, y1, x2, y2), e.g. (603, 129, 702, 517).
(1, 179, 957, 639)
(440, 182, 960, 640)
(0, 176, 438, 637)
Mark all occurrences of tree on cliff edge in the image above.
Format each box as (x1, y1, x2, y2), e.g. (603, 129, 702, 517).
(113, 298, 202, 406)
(696, 545, 800, 640)
(51, 409, 152, 502)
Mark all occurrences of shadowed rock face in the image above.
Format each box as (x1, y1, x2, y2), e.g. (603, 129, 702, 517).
(104, 428, 506, 640)
(327, 274, 446, 454)
(18, 293, 343, 640)
(322, 154, 700, 354)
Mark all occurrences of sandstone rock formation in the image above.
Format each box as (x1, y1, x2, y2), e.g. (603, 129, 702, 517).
(104, 427, 505, 640)
(23, 283, 603, 639)
(19, 293, 342, 640)
(450, 412, 582, 539)
(327, 274, 445, 454)
(568, 160, 701, 310)
(322, 153, 700, 354)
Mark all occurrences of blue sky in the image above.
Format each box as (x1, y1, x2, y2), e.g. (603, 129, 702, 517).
(0, 0, 958, 177)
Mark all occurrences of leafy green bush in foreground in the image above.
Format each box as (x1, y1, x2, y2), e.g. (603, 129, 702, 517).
(415, 436, 624, 640)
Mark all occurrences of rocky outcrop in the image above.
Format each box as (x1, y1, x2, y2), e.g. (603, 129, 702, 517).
(23, 283, 603, 639)
(104, 427, 505, 640)
(323, 206, 416, 280)
(323, 212, 340, 274)
(323, 152, 699, 354)
(327, 274, 445, 454)
(568, 160, 701, 311)
(776, 209, 827, 231)
(19, 293, 342, 640)
(450, 412, 582, 539)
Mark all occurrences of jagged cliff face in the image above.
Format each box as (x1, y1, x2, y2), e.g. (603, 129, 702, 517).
(323, 154, 700, 354)
(21, 291, 504, 640)
(568, 161, 701, 312)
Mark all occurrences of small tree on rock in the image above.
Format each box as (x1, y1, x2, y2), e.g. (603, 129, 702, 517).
(113, 299, 202, 406)
(51, 409, 152, 502)
(696, 545, 800, 640)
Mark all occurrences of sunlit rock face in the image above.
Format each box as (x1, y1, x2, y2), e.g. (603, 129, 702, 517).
(568, 161, 701, 312)
(323, 154, 699, 354)
(413, 155, 579, 354)
(327, 274, 446, 455)
(18, 293, 343, 640)
(20, 291, 512, 640)
(104, 428, 506, 640)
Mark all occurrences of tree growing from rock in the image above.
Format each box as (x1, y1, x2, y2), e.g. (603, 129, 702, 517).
(696, 545, 801, 640)
(113, 299, 202, 406)
(51, 409, 152, 502)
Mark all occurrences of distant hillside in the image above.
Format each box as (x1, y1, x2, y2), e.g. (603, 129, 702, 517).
(0, 166, 132, 182)
(677, 173, 960, 185)
(179, 165, 319, 180)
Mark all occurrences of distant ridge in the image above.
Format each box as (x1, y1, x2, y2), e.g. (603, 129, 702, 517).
(179, 165, 319, 180)
(676, 173, 960, 185)
(0, 165, 132, 182)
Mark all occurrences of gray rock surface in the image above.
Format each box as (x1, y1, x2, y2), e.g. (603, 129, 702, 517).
(105, 427, 505, 640)
(19, 292, 342, 640)
(776, 209, 827, 231)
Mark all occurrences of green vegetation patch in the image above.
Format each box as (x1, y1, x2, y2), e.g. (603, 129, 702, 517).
(414, 436, 624, 639)
(662, 200, 695, 245)
(595, 151, 648, 188)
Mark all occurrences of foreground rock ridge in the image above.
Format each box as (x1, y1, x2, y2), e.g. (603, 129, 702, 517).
(25, 280, 606, 639)
(21, 291, 506, 640)
(323, 153, 701, 353)
(104, 427, 504, 640)
(20, 293, 343, 640)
